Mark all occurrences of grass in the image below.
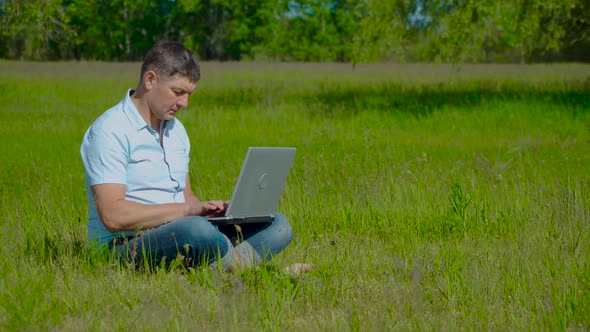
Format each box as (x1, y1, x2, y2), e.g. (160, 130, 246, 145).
(0, 61, 589, 330)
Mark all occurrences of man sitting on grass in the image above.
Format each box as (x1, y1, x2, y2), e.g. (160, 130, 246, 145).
(80, 41, 302, 272)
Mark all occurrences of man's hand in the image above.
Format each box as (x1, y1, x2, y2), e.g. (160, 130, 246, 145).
(183, 175, 228, 217)
(185, 199, 228, 217)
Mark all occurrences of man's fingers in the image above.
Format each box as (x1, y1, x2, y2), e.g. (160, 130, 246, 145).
(199, 202, 217, 212)
(208, 200, 226, 210)
(207, 202, 220, 210)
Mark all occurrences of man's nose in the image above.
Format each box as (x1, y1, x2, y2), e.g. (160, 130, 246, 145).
(177, 95, 189, 108)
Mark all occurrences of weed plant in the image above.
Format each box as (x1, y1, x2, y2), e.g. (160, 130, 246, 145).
(0, 62, 589, 330)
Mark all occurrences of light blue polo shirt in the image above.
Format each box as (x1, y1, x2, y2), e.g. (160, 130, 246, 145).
(81, 89, 190, 246)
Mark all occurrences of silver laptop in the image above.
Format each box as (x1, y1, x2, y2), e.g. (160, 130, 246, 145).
(208, 147, 296, 225)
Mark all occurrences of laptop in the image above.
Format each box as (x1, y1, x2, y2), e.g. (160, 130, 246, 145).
(208, 147, 296, 225)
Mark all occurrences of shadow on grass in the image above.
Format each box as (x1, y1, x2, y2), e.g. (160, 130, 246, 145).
(193, 79, 590, 118)
(297, 80, 590, 118)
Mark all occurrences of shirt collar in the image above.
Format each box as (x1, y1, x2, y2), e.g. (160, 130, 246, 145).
(122, 89, 150, 131)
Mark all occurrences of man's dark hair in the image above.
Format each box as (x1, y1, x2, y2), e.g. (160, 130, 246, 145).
(140, 41, 200, 83)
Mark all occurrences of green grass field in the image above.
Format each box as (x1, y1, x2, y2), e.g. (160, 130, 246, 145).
(0, 62, 589, 330)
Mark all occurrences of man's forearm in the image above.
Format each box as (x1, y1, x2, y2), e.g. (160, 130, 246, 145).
(98, 199, 188, 233)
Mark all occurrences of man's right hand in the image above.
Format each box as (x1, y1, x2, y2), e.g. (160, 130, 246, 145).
(185, 200, 227, 217)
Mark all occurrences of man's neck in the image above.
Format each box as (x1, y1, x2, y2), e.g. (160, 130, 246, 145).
(130, 88, 160, 131)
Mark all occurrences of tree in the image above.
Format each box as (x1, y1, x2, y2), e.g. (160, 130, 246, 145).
(353, 0, 589, 63)
(252, 0, 360, 61)
(174, 0, 272, 60)
(0, 0, 72, 60)
(64, 0, 181, 60)
(1, 0, 588, 62)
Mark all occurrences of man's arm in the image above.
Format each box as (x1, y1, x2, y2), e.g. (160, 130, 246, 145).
(183, 174, 201, 207)
(92, 183, 188, 232)
(93, 175, 226, 233)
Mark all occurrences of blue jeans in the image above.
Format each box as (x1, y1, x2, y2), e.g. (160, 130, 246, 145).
(112, 213, 293, 271)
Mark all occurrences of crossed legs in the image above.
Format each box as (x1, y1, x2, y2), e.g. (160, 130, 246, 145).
(112, 213, 294, 271)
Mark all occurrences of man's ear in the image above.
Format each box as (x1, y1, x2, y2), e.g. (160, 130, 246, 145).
(144, 70, 157, 91)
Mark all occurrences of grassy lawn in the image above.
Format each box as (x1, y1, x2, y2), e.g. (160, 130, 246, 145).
(0, 62, 589, 330)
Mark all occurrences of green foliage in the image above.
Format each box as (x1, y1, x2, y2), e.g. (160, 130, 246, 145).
(0, 0, 360, 61)
(62, 0, 183, 60)
(449, 181, 472, 230)
(355, 0, 590, 63)
(1, 0, 588, 62)
(251, 0, 360, 61)
(352, 0, 415, 62)
(0, 0, 73, 59)
(174, 0, 265, 60)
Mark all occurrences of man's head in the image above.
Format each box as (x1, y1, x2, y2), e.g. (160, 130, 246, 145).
(140, 41, 200, 83)
(136, 42, 200, 124)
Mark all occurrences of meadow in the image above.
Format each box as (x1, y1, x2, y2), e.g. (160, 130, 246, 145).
(0, 61, 589, 330)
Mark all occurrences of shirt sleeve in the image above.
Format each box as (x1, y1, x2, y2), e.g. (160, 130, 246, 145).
(174, 119, 191, 168)
(80, 125, 128, 186)
(183, 126, 190, 164)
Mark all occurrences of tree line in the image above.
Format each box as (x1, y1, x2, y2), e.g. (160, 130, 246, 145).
(1, 0, 588, 63)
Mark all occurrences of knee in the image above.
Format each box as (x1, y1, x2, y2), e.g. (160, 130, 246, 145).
(271, 212, 294, 244)
(248, 212, 294, 259)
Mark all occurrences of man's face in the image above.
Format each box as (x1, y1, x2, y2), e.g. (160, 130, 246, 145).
(146, 73, 197, 121)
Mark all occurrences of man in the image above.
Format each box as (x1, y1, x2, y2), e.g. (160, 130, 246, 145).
(80, 41, 294, 271)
